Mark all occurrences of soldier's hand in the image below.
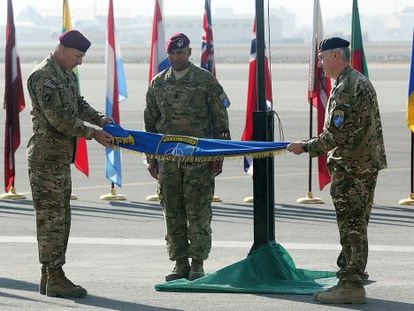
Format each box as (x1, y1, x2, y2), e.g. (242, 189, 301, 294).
(100, 116, 114, 127)
(93, 129, 113, 147)
(212, 160, 223, 176)
(147, 161, 159, 180)
(287, 142, 305, 155)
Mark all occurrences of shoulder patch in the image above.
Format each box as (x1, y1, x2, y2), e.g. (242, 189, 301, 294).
(219, 92, 231, 108)
(43, 79, 57, 90)
(332, 110, 345, 128)
(42, 93, 51, 102)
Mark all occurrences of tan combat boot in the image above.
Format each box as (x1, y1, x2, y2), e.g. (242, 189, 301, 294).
(316, 283, 366, 304)
(188, 259, 205, 281)
(46, 267, 87, 298)
(165, 258, 190, 282)
(39, 265, 47, 295)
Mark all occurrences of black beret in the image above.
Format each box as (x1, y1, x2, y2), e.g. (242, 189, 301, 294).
(59, 30, 91, 53)
(165, 33, 190, 53)
(318, 37, 350, 52)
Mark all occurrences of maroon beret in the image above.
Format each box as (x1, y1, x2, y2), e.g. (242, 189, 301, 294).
(165, 33, 190, 53)
(59, 30, 91, 53)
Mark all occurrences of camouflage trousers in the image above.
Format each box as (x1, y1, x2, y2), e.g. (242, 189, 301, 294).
(330, 166, 378, 284)
(158, 161, 214, 261)
(28, 161, 72, 269)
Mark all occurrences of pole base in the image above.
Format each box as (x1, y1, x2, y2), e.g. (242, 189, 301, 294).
(399, 193, 414, 205)
(212, 195, 222, 203)
(296, 192, 324, 204)
(70, 193, 78, 200)
(100, 187, 126, 201)
(243, 196, 254, 204)
(0, 187, 26, 200)
(146, 194, 160, 201)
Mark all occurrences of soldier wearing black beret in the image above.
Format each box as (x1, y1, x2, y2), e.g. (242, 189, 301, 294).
(287, 36, 386, 304)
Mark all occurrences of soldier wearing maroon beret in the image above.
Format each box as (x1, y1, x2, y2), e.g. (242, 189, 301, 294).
(145, 32, 231, 282)
(59, 29, 91, 53)
(26, 29, 113, 298)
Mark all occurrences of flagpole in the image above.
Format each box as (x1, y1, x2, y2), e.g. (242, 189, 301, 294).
(100, 182, 125, 201)
(1, 0, 26, 200)
(399, 28, 414, 205)
(399, 133, 414, 205)
(100, 0, 126, 202)
(0, 183, 26, 200)
(296, 98, 323, 204)
(297, 0, 324, 204)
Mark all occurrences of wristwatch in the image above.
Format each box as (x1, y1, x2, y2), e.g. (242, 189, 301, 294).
(302, 143, 309, 153)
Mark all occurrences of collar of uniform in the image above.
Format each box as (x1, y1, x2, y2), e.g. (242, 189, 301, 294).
(47, 54, 70, 82)
(334, 65, 353, 87)
(164, 62, 195, 83)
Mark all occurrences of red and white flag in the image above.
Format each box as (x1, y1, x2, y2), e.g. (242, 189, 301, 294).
(3, 0, 25, 192)
(241, 18, 272, 173)
(308, 0, 331, 190)
(149, 0, 170, 84)
(201, 0, 215, 77)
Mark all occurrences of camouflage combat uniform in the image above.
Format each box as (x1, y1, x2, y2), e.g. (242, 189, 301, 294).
(27, 55, 103, 269)
(144, 63, 230, 261)
(306, 66, 387, 284)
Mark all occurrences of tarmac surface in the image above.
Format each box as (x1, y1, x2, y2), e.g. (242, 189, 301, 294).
(0, 62, 413, 310)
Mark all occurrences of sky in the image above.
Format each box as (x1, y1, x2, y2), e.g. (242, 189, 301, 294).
(2, 0, 413, 27)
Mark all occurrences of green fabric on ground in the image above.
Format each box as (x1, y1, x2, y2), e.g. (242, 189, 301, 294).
(155, 241, 337, 294)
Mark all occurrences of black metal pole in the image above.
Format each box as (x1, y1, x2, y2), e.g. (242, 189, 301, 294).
(251, 0, 275, 252)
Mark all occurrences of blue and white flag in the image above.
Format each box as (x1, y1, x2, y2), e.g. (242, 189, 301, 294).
(105, 0, 127, 187)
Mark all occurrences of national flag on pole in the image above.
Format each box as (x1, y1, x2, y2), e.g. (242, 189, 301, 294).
(62, 0, 89, 176)
(309, 0, 331, 190)
(3, 0, 25, 193)
(407, 28, 414, 132)
(105, 0, 128, 186)
(149, 0, 170, 84)
(201, 0, 215, 77)
(351, 0, 369, 77)
(241, 18, 272, 173)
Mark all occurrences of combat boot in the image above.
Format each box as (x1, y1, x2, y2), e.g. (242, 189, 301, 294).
(46, 267, 87, 298)
(165, 258, 190, 282)
(188, 259, 205, 281)
(39, 265, 47, 295)
(316, 282, 366, 304)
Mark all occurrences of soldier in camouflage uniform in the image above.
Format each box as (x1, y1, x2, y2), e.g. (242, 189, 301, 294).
(144, 33, 230, 282)
(27, 30, 113, 298)
(287, 37, 387, 304)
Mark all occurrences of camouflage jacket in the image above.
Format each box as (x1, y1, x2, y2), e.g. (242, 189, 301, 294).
(27, 55, 103, 164)
(307, 66, 387, 173)
(144, 63, 230, 140)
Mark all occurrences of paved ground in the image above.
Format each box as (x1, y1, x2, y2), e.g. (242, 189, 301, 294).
(0, 63, 413, 310)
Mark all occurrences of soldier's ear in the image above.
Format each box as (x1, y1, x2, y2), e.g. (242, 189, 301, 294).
(187, 48, 192, 57)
